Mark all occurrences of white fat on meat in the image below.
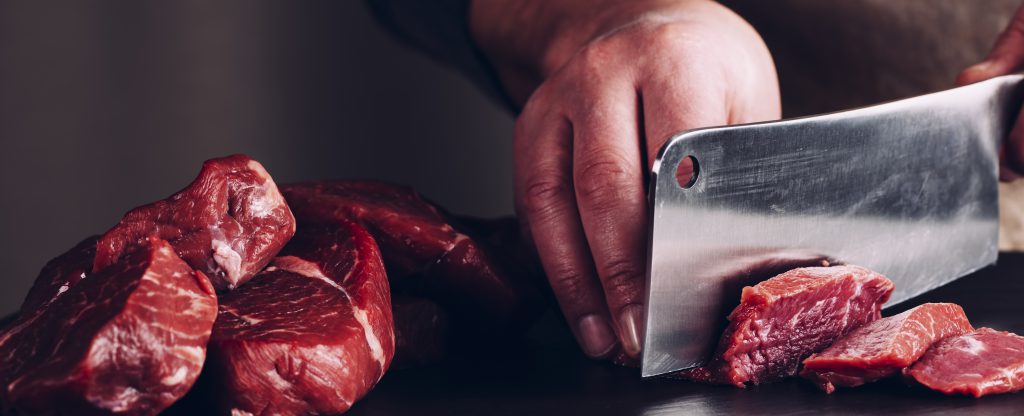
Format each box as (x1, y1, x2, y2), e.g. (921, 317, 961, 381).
(245, 160, 290, 222)
(270, 256, 387, 370)
(211, 227, 243, 288)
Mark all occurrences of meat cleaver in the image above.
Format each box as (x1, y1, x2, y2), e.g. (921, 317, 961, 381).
(641, 74, 1024, 378)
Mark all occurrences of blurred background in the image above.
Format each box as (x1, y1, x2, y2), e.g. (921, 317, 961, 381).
(1, 0, 1021, 315)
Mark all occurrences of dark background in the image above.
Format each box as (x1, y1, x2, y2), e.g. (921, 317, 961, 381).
(0, 1, 515, 315)
(1, 1, 1021, 315)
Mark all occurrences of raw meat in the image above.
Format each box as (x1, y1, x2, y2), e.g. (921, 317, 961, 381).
(18, 236, 97, 315)
(391, 295, 449, 369)
(95, 154, 296, 291)
(0, 238, 217, 415)
(801, 303, 973, 393)
(281, 181, 544, 330)
(206, 222, 394, 415)
(680, 265, 894, 387)
(904, 328, 1024, 397)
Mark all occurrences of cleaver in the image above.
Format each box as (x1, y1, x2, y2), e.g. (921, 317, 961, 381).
(641, 74, 1024, 378)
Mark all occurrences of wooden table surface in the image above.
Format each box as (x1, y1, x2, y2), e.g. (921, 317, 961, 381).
(340, 253, 1024, 416)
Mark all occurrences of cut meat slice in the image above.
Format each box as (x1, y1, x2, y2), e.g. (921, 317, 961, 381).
(801, 303, 973, 393)
(904, 328, 1024, 397)
(0, 238, 217, 415)
(95, 154, 296, 291)
(18, 236, 97, 315)
(391, 295, 449, 369)
(206, 222, 394, 415)
(281, 181, 544, 331)
(679, 265, 895, 387)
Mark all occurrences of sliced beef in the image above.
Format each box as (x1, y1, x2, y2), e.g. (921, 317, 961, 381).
(281, 181, 544, 331)
(18, 236, 97, 315)
(391, 295, 449, 369)
(679, 265, 894, 387)
(904, 328, 1024, 397)
(801, 303, 973, 393)
(95, 154, 296, 291)
(0, 238, 217, 415)
(206, 222, 394, 415)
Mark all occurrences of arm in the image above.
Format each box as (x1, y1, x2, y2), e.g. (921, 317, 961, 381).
(470, 0, 780, 361)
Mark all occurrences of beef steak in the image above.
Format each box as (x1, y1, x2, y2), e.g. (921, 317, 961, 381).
(801, 303, 973, 393)
(281, 181, 543, 330)
(680, 265, 895, 387)
(94, 154, 296, 291)
(0, 238, 217, 415)
(18, 236, 97, 315)
(905, 328, 1024, 397)
(206, 222, 394, 415)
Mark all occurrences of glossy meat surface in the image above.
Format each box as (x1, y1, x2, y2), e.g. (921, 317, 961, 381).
(0, 238, 217, 415)
(95, 155, 296, 291)
(801, 303, 973, 393)
(680, 265, 894, 387)
(207, 223, 394, 415)
(905, 328, 1024, 397)
(281, 181, 543, 331)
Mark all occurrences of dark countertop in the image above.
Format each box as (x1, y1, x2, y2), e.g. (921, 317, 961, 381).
(345, 253, 1024, 416)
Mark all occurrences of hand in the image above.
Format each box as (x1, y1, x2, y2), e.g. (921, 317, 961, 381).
(957, 4, 1024, 181)
(471, 0, 780, 361)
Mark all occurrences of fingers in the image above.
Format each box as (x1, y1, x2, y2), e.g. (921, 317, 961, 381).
(571, 79, 648, 359)
(514, 100, 618, 359)
(958, 4, 1024, 86)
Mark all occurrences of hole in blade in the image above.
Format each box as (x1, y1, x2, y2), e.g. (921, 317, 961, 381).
(676, 155, 699, 189)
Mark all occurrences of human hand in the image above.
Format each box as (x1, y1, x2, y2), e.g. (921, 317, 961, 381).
(471, 0, 780, 361)
(957, 4, 1024, 181)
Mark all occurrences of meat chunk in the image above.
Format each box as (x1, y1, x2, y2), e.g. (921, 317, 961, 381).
(904, 328, 1024, 397)
(0, 238, 217, 415)
(206, 222, 394, 415)
(95, 155, 296, 291)
(679, 265, 894, 387)
(18, 236, 97, 314)
(391, 295, 449, 369)
(801, 303, 973, 393)
(281, 181, 544, 331)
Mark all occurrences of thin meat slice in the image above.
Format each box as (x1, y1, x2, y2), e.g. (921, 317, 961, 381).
(95, 154, 296, 291)
(0, 238, 217, 415)
(281, 181, 544, 330)
(391, 295, 449, 369)
(904, 328, 1024, 397)
(680, 265, 894, 387)
(207, 222, 394, 415)
(801, 303, 973, 393)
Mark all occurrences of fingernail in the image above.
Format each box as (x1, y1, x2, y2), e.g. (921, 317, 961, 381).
(619, 304, 644, 358)
(577, 314, 616, 358)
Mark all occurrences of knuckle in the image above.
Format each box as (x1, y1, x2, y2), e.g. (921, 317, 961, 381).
(545, 263, 589, 299)
(522, 175, 572, 219)
(575, 154, 633, 204)
(599, 257, 642, 301)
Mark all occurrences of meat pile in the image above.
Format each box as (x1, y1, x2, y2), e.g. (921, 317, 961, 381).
(687, 264, 1024, 397)
(0, 155, 545, 415)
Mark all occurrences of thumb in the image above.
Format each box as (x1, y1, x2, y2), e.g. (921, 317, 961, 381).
(957, 5, 1024, 86)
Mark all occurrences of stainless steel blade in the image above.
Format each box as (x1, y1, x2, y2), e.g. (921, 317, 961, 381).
(641, 74, 1024, 378)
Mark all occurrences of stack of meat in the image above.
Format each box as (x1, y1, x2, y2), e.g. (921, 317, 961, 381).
(0, 155, 546, 415)
(682, 264, 1024, 397)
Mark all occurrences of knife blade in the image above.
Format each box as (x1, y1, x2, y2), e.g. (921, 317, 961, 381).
(641, 74, 1024, 378)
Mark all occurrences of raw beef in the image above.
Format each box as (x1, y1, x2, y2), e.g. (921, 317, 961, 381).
(0, 238, 217, 415)
(391, 295, 449, 369)
(18, 236, 97, 315)
(206, 222, 394, 415)
(94, 154, 296, 291)
(904, 328, 1024, 397)
(801, 303, 973, 393)
(281, 181, 544, 330)
(680, 265, 894, 387)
